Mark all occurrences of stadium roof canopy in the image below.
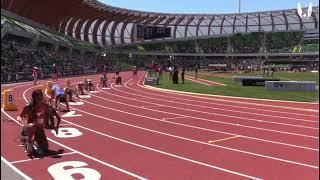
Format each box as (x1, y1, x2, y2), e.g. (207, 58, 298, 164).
(2, 0, 319, 47)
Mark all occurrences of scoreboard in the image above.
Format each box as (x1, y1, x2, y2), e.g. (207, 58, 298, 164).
(136, 24, 171, 40)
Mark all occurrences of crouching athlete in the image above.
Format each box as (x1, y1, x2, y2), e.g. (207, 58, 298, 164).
(17, 90, 51, 155)
(83, 78, 94, 91)
(44, 105, 61, 131)
(99, 73, 108, 88)
(76, 82, 85, 95)
(64, 80, 80, 102)
(51, 83, 70, 112)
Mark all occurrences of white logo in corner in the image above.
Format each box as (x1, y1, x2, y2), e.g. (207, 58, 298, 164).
(297, 2, 312, 19)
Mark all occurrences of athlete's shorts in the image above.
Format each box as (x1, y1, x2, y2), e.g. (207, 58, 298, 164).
(57, 94, 66, 102)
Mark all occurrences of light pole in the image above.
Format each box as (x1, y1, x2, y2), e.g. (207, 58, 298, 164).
(128, 53, 133, 65)
(170, 55, 175, 67)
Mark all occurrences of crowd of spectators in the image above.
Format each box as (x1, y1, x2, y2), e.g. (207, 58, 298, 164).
(1, 40, 113, 79)
(121, 31, 318, 55)
(266, 31, 304, 53)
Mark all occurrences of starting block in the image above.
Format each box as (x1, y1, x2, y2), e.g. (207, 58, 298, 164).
(45, 81, 53, 95)
(39, 85, 47, 96)
(2, 89, 18, 111)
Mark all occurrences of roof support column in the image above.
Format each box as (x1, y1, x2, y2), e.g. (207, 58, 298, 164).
(208, 16, 215, 35)
(232, 15, 237, 34)
(270, 13, 274, 31)
(184, 17, 194, 37)
(196, 16, 204, 37)
(220, 16, 225, 35)
(282, 11, 289, 30)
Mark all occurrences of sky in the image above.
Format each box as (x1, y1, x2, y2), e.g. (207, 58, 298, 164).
(98, 0, 318, 14)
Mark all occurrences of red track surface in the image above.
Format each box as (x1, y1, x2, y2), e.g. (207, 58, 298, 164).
(1, 71, 319, 180)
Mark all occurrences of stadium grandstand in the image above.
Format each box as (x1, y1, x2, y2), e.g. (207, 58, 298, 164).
(1, 0, 319, 179)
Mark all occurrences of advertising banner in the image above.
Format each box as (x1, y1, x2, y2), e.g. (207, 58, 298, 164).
(265, 81, 317, 91)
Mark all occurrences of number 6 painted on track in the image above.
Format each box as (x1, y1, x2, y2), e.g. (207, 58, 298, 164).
(48, 161, 101, 180)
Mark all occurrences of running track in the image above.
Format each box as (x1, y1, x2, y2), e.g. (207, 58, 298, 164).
(1, 71, 319, 179)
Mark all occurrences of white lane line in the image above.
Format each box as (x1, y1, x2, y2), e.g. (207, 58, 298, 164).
(59, 123, 73, 126)
(185, 75, 227, 86)
(98, 76, 319, 150)
(122, 82, 318, 129)
(184, 77, 212, 86)
(135, 75, 319, 119)
(139, 73, 319, 112)
(163, 117, 187, 120)
(59, 116, 262, 179)
(79, 95, 91, 98)
(100, 84, 318, 138)
(1, 156, 32, 180)
(145, 84, 319, 112)
(141, 105, 162, 108)
(128, 83, 318, 122)
(71, 94, 319, 168)
(10, 152, 77, 164)
(89, 91, 100, 93)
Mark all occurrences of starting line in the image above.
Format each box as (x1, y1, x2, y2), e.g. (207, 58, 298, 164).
(89, 91, 100, 93)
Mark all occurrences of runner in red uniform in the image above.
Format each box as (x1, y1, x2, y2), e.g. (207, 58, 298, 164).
(133, 66, 137, 79)
(99, 73, 108, 87)
(17, 89, 51, 155)
(32, 67, 38, 86)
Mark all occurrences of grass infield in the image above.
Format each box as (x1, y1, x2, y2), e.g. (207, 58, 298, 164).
(154, 71, 319, 102)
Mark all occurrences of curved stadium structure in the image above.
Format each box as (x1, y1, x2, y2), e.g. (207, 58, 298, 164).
(1, 0, 319, 47)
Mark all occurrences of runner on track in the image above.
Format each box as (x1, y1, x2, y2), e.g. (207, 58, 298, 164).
(133, 66, 138, 79)
(51, 83, 70, 112)
(17, 89, 50, 155)
(99, 73, 108, 88)
(32, 67, 38, 86)
(64, 79, 80, 102)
